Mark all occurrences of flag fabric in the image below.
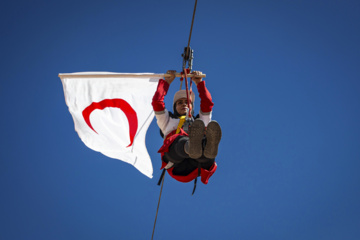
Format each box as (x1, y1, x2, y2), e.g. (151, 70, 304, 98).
(59, 72, 161, 178)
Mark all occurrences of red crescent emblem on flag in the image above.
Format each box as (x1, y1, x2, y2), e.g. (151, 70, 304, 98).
(82, 99, 138, 147)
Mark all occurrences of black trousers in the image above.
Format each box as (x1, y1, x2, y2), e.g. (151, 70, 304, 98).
(163, 136, 215, 176)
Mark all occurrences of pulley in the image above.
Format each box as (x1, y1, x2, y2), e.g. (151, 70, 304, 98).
(182, 47, 194, 72)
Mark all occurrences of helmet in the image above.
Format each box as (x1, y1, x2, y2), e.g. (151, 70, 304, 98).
(172, 90, 195, 117)
(173, 90, 195, 106)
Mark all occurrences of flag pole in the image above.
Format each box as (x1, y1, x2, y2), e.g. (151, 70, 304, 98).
(58, 73, 205, 79)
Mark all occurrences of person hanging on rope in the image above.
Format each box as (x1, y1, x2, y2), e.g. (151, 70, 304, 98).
(152, 70, 222, 185)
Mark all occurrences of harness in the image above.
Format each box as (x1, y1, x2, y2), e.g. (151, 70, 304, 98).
(158, 112, 201, 195)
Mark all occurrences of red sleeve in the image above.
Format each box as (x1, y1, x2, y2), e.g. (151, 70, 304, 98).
(152, 79, 170, 112)
(196, 80, 214, 113)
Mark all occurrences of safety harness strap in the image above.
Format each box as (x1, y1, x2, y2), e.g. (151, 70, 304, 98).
(192, 164, 202, 195)
(176, 116, 186, 134)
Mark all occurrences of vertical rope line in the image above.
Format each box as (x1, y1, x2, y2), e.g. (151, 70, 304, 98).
(151, 174, 165, 240)
(186, 0, 198, 58)
(183, 68, 192, 118)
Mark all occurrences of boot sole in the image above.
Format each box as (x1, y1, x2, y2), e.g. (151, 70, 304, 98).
(188, 119, 205, 159)
(204, 121, 222, 159)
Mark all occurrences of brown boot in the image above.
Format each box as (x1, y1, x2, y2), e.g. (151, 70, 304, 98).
(186, 119, 205, 159)
(204, 121, 222, 159)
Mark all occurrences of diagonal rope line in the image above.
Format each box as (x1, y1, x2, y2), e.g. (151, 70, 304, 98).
(186, 0, 198, 58)
(151, 2, 198, 239)
(151, 173, 165, 240)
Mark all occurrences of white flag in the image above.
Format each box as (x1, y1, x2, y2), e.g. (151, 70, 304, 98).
(59, 72, 161, 178)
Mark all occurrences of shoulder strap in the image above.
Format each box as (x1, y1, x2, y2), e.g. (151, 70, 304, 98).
(176, 116, 186, 134)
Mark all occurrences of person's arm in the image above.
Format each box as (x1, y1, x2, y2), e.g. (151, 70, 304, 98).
(197, 81, 214, 114)
(192, 71, 214, 126)
(152, 70, 176, 113)
(152, 79, 169, 113)
(191, 71, 214, 114)
(152, 70, 176, 134)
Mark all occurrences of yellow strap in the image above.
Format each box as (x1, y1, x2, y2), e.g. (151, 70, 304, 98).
(176, 116, 186, 134)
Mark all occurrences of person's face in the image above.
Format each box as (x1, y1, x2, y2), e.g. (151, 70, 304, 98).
(175, 98, 192, 116)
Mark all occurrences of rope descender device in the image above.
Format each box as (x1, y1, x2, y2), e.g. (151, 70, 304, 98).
(182, 46, 194, 72)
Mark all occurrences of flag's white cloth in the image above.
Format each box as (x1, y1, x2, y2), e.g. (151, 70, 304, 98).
(59, 72, 160, 178)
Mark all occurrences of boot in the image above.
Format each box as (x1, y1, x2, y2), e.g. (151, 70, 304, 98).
(204, 121, 222, 159)
(186, 119, 205, 159)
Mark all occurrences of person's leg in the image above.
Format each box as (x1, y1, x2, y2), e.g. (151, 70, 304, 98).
(164, 119, 212, 164)
(187, 119, 205, 159)
(204, 121, 222, 159)
(163, 136, 189, 164)
(195, 156, 215, 170)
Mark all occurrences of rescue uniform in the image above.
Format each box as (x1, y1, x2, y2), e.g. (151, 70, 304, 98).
(152, 79, 217, 184)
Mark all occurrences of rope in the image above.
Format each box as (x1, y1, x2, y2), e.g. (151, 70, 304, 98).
(151, 2, 199, 238)
(181, 0, 198, 89)
(186, 0, 198, 58)
(151, 173, 165, 240)
(183, 68, 192, 119)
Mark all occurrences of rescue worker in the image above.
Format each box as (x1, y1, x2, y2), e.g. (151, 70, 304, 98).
(152, 70, 222, 184)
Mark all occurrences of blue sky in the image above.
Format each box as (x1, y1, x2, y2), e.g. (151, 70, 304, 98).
(1, 0, 360, 239)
